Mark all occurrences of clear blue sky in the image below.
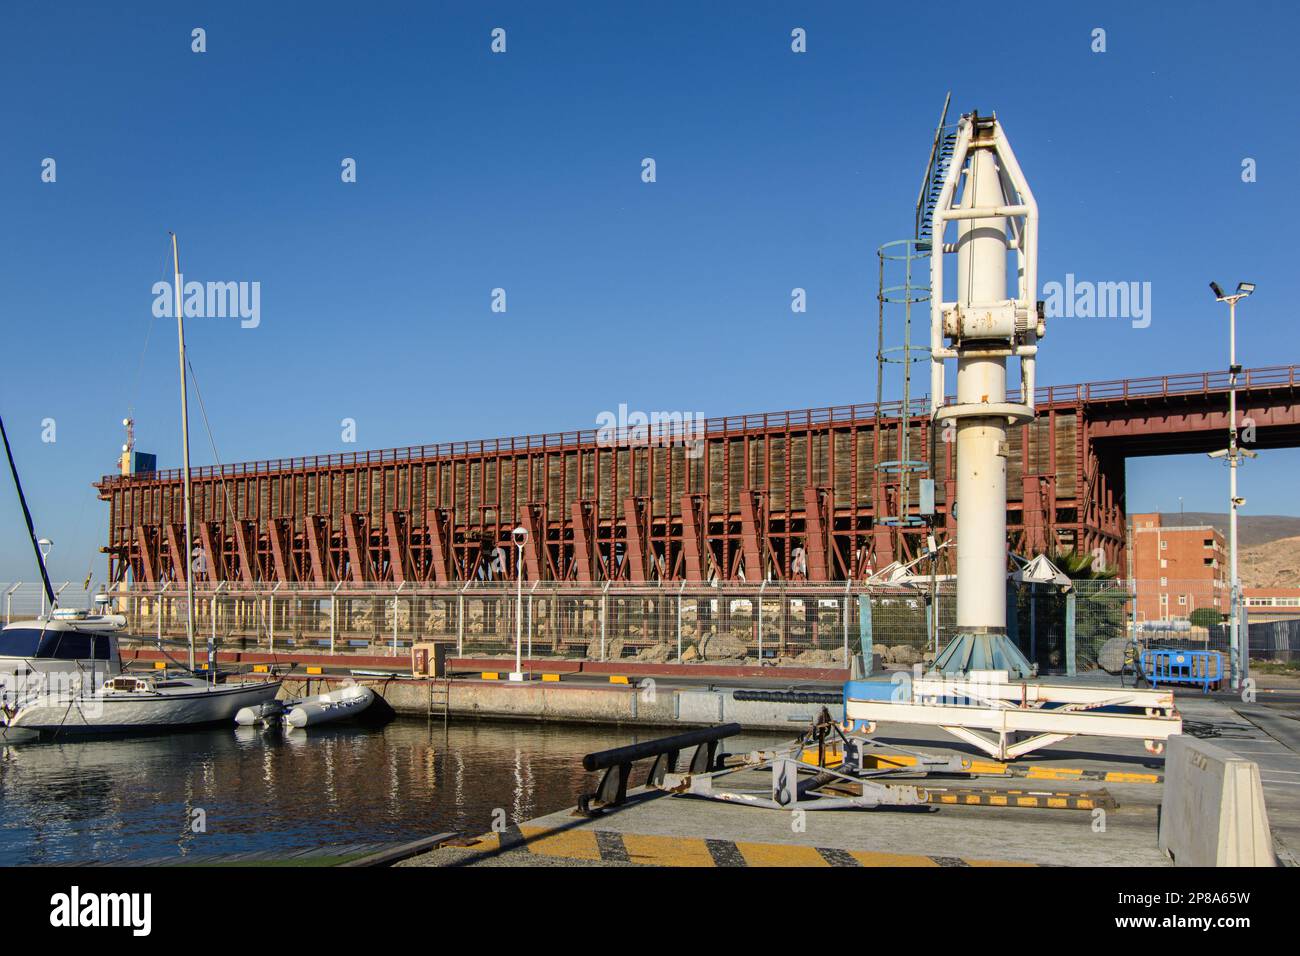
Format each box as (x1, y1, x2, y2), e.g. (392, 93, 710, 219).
(1, 1, 1297, 582)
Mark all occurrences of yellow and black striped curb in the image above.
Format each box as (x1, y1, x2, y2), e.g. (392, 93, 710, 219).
(457, 825, 1038, 867)
(924, 787, 1116, 810)
(802, 749, 1160, 785)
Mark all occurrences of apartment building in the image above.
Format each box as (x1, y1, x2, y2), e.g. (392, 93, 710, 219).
(1128, 512, 1227, 622)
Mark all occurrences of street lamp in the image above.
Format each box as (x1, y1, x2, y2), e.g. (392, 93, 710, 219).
(1207, 280, 1256, 690)
(37, 538, 52, 617)
(509, 526, 528, 682)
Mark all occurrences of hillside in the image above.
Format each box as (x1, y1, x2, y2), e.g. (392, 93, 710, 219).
(1156, 513, 1300, 550)
(1239, 534, 1300, 589)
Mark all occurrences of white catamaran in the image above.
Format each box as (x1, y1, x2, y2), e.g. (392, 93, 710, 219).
(1, 234, 280, 741)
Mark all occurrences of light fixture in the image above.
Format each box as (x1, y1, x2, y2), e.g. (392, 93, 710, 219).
(1209, 281, 1225, 299)
(510, 526, 529, 682)
(1237, 282, 1255, 296)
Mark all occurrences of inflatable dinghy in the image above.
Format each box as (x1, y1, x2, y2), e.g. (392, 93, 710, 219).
(284, 682, 375, 728)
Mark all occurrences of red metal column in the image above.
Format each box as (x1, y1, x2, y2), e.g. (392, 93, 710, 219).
(680, 495, 705, 583)
(343, 513, 371, 583)
(622, 498, 647, 583)
(571, 501, 594, 583)
(266, 519, 288, 582)
(165, 523, 188, 583)
(424, 510, 450, 584)
(802, 487, 828, 581)
(198, 522, 224, 582)
(870, 523, 892, 574)
(518, 506, 542, 581)
(305, 516, 329, 585)
(384, 511, 407, 584)
(738, 491, 764, 580)
(1022, 475, 1045, 555)
(233, 521, 257, 584)
(135, 525, 157, 586)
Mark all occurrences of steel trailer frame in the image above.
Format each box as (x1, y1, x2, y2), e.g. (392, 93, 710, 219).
(844, 672, 1182, 761)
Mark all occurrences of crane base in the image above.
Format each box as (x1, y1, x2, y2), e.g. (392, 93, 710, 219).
(933, 632, 1034, 679)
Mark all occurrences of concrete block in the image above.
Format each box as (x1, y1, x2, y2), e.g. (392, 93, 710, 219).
(1158, 734, 1276, 867)
(677, 690, 724, 724)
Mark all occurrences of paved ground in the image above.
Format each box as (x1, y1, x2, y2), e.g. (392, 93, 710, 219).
(400, 678, 1300, 868)
(1223, 675, 1300, 865)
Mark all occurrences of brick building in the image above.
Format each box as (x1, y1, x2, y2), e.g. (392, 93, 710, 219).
(1128, 513, 1227, 622)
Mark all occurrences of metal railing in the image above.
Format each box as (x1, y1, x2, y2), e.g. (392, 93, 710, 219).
(95, 364, 1299, 487)
(2, 581, 105, 623)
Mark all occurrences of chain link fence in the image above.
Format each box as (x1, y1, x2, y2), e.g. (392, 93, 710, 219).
(4, 577, 1287, 673)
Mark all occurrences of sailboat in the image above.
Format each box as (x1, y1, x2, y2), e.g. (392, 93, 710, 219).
(0, 419, 126, 736)
(2, 234, 281, 740)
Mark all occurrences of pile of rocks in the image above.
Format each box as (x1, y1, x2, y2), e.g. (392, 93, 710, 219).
(878, 644, 928, 666)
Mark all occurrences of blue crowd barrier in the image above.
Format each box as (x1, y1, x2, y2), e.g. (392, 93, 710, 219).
(1140, 648, 1223, 692)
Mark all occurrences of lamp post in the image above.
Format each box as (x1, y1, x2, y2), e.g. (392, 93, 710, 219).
(1208, 280, 1256, 691)
(37, 538, 52, 617)
(509, 525, 528, 681)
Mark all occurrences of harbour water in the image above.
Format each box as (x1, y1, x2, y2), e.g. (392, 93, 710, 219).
(0, 718, 777, 865)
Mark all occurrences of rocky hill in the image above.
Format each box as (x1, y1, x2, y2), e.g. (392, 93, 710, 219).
(1150, 513, 1300, 588)
(1158, 512, 1300, 550)
(1239, 534, 1300, 589)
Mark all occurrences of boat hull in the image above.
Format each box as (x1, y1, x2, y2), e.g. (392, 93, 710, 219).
(8, 679, 282, 735)
(286, 685, 375, 728)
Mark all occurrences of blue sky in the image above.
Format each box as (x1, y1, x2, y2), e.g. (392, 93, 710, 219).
(1, 1, 1297, 582)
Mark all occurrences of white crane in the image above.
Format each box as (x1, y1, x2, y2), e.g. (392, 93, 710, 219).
(927, 112, 1043, 678)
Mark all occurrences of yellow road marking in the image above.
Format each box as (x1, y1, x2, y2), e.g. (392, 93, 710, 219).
(849, 850, 939, 866)
(735, 842, 830, 867)
(518, 826, 602, 861)
(459, 827, 1036, 867)
(1103, 771, 1160, 784)
(804, 747, 1154, 783)
(966, 857, 1037, 867)
(621, 833, 715, 867)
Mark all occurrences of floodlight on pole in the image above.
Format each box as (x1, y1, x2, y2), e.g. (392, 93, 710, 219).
(37, 538, 52, 617)
(509, 526, 529, 681)
(1208, 279, 1257, 690)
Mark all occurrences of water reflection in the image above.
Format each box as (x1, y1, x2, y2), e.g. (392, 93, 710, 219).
(0, 719, 726, 865)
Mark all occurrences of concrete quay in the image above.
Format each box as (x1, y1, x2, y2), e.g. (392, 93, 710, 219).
(279, 670, 844, 733)
(397, 691, 1300, 868)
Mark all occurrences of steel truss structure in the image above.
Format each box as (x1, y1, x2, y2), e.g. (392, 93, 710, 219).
(98, 365, 1300, 588)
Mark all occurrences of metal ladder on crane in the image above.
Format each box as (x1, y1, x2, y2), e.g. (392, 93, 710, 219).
(871, 93, 956, 580)
(915, 93, 957, 244)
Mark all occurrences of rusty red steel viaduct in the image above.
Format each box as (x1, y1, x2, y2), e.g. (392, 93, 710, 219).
(97, 365, 1300, 588)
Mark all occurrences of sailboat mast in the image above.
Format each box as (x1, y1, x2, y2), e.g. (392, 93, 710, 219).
(0, 415, 57, 612)
(170, 232, 197, 672)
